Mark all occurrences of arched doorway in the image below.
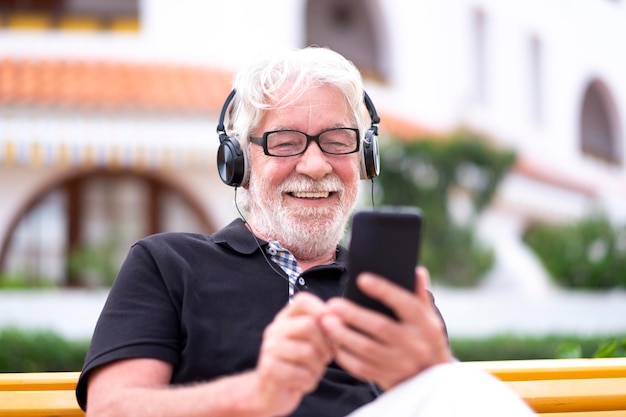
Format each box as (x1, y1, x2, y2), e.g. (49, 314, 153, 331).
(1, 170, 213, 287)
(579, 79, 622, 165)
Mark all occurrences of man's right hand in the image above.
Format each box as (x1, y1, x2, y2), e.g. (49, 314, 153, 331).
(252, 292, 333, 416)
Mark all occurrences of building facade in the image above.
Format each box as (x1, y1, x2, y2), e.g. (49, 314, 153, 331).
(0, 0, 624, 289)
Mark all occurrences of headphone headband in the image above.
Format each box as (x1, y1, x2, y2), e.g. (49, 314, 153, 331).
(364, 91, 380, 133)
(216, 89, 237, 141)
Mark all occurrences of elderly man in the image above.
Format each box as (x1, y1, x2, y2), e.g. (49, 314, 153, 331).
(76, 47, 534, 417)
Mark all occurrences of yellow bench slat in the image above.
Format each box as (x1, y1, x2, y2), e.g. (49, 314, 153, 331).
(0, 372, 80, 391)
(0, 390, 84, 417)
(539, 412, 626, 417)
(508, 377, 626, 413)
(472, 358, 626, 381)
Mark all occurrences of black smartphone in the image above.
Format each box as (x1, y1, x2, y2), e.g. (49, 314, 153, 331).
(345, 207, 423, 320)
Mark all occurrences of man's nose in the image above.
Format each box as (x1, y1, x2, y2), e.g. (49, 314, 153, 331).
(295, 142, 332, 180)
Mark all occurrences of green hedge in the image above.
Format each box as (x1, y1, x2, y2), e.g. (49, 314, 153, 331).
(0, 327, 89, 372)
(524, 213, 626, 289)
(1, 327, 624, 372)
(451, 334, 626, 361)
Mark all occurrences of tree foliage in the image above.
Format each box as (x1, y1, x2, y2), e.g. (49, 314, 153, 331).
(376, 131, 516, 286)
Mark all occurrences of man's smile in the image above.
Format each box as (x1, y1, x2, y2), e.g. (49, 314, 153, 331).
(289, 191, 335, 199)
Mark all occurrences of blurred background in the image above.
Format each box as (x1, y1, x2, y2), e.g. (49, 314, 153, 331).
(1, 0, 626, 369)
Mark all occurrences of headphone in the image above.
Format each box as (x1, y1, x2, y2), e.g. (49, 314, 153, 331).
(216, 89, 380, 187)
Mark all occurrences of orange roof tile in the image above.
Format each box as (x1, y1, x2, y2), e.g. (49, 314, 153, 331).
(0, 58, 234, 113)
(378, 111, 437, 140)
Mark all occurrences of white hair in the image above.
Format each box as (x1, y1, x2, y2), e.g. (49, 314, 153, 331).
(229, 46, 369, 152)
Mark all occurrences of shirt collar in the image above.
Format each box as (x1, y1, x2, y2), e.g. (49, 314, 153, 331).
(212, 218, 265, 255)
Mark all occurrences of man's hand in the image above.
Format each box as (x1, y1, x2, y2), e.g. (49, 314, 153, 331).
(321, 266, 452, 391)
(253, 292, 333, 416)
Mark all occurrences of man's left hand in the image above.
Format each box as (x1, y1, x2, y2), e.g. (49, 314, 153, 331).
(321, 266, 453, 391)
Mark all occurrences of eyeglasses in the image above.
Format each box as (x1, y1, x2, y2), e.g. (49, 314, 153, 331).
(249, 127, 360, 157)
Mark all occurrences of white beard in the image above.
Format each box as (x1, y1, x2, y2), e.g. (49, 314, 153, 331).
(247, 174, 358, 260)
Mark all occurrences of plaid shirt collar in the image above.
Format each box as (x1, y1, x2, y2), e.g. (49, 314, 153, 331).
(266, 241, 303, 302)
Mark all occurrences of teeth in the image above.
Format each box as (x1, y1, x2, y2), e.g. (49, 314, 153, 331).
(292, 191, 331, 198)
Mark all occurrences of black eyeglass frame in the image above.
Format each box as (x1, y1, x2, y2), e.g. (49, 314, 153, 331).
(249, 127, 361, 157)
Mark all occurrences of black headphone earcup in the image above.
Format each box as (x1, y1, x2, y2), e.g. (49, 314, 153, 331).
(217, 135, 247, 187)
(360, 128, 380, 180)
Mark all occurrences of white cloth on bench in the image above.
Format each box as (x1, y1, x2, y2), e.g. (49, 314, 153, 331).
(347, 362, 536, 416)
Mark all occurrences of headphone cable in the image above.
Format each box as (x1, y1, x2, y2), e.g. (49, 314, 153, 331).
(233, 187, 304, 294)
(370, 178, 376, 211)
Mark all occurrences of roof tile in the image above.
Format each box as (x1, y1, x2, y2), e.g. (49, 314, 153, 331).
(0, 58, 234, 113)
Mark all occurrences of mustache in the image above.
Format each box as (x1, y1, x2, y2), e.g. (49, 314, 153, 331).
(277, 175, 345, 194)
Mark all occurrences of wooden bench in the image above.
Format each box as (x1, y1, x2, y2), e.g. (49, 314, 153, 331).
(474, 357, 626, 416)
(0, 371, 82, 417)
(1, 358, 625, 416)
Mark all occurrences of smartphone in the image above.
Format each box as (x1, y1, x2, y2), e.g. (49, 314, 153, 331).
(345, 207, 423, 320)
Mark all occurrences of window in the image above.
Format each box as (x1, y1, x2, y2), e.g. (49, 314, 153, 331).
(471, 8, 488, 104)
(2, 172, 210, 287)
(580, 79, 621, 165)
(529, 35, 544, 125)
(0, 0, 140, 32)
(305, 0, 387, 82)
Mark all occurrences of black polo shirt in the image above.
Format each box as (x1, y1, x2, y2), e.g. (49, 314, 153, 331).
(76, 218, 377, 416)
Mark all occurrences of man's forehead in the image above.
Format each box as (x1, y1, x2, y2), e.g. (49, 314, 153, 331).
(260, 89, 352, 127)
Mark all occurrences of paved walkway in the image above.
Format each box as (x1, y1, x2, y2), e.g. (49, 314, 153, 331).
(2, 286, 626, 340)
